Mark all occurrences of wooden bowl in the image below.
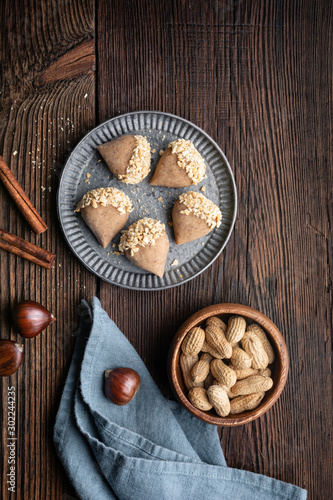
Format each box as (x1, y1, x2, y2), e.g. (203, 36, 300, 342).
(168, 304, 289, 426)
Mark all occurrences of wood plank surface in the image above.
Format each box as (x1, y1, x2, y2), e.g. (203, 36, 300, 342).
(0, 1, 96, 499)
(0, 0, 332, 499)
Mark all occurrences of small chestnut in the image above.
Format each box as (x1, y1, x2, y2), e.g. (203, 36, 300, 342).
(13, 300, 55, 339)
(104, 367, 140, 406)
(0, 340, 23, 376)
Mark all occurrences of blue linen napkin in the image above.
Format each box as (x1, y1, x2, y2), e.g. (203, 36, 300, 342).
(54, 298, 307, 500)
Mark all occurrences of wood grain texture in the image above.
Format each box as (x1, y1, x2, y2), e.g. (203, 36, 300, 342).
(36, 39, 95, 86)
(0, 1, 96, 499)
(0, 0, 332, 499)
(97, 1, 332, 498)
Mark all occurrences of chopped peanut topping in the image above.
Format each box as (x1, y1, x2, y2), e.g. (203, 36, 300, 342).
(169, 139, 206, 185)
(75, 187, 133, 214)
(118, 135, 151, 184)
(179, 191, 222, 228)
(119, 218, 165, 257)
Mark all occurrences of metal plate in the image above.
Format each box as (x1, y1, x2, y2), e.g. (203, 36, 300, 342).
(57, 111, 237, 290)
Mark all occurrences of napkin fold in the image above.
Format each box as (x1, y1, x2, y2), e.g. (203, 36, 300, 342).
(54, 298, 307, 500)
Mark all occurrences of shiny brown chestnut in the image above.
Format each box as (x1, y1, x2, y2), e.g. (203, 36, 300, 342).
(13, 300, 55, 339)
(104, 368, 141, 406)
(0, 340, 23, 376)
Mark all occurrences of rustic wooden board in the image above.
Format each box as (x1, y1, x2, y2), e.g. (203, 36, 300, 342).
(0, 0, 332, 499)
(97, 1, 332, 498)
(0, 1, 96, 499)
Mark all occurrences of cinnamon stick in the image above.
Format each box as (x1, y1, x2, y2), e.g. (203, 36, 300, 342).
(0, 155, 48, 234)
(0, 228, 56, 269)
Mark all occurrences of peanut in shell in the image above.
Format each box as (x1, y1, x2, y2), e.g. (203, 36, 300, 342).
(241, 332, 269, 370)
(231, 366, 259, 380)
(181, 327, 205, 356)
(205, 325, 232, 359)
(201, 340, 224, 359)
(191, 353, 213, 383)
(230, 346, 252, 369)
(247, 323, 275, 364)
(230, 392, 265, 414)
(207, 385, 230, 417)
(188, 387, 213, 411)
(205, 316, 227, 333)
(180, 353, 204, 391)
(226, 315, 247, 343)
(210, 359, 237, 387)
(231, 375, 273, 396)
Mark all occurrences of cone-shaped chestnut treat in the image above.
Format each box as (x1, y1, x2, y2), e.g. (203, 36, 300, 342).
(97, 135, 151, 184)
(172, 191, 222, 245)
(75, 187, 133, 248)
(150, 139, 206, 187)
(119, 218, 169, 277)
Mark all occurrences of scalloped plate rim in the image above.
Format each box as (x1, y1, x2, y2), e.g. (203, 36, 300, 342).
(57, 111, 237, 291)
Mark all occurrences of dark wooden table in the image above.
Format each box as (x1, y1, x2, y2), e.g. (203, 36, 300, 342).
(1, 1, 332, 499)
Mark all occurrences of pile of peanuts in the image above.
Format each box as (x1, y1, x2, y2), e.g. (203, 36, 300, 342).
(180, 315, 275, 417)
